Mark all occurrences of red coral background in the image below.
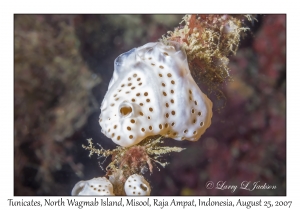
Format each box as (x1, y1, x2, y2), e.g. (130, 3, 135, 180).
(14, 14, 286, 195)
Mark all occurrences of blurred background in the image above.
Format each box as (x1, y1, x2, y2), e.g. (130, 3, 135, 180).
(14, 14, 286, 195)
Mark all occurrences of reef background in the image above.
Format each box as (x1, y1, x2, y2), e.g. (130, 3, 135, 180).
(14, 14, 286, 195)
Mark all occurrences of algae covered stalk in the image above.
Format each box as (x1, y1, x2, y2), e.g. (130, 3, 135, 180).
(76, 14, 257, 196)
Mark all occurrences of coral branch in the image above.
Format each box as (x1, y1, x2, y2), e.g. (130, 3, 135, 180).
(83, 136, 184, 173)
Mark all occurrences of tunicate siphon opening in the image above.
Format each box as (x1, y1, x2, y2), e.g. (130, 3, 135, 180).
(120, 106, 132, 116)
(119, 102, 133, 117)
(140, 184, 148, 191)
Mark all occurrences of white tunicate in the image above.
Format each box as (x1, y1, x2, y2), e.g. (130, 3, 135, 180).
(99, 41, 213, 147)
(124, 174, 151, 196)
(71, 177, 114, 196)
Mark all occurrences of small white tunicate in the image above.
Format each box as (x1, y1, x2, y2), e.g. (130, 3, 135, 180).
(124, 174, 151, 196)
(71, 177, 114, 196)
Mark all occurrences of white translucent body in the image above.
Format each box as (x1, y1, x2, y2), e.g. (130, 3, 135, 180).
(99, 42, 213, 147)
(71, 177, 114, 196)
(124, 174, 151, 196)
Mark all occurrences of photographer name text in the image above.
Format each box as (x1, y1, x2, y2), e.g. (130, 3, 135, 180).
(206, 181, 276, 193)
